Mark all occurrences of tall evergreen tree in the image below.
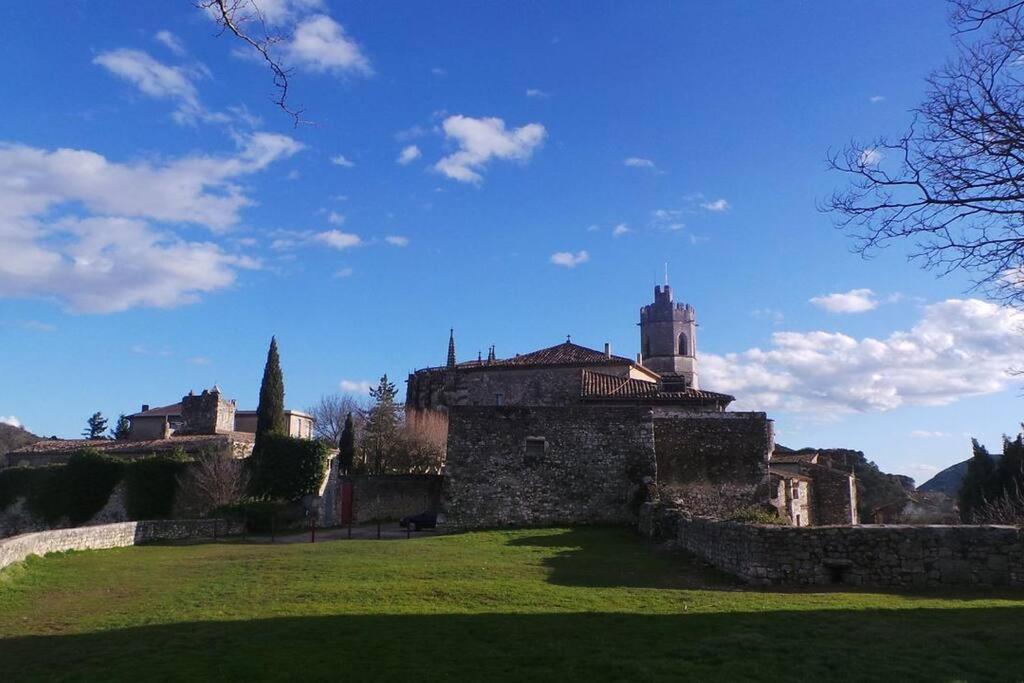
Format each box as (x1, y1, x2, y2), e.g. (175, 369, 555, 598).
(365, 375, 399, 474)
(83, 412, 108, 439)
(111, 414, 131, 440)
(255, 336, 286, 454)
(338, 411, 356, 475)
(959, 439, 997, 520)
(996, 433, 1024, 497)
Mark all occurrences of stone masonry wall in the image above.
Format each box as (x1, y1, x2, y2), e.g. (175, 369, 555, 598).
(445, 406, 656, 528)
(653, 412, 773, 486)
(639, 503, 1024, 588)
(0, 519, 242, 571)
(347, 474, 443, 524)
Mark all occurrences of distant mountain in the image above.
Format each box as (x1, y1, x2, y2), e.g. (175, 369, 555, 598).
(918, 458, 977, 496)
(0, 423, 41, 460)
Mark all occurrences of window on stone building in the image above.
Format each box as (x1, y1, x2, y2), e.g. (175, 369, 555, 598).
(495, 393, 504, 406)
(644, 338, 651, 359)
(791, 481, 800, 499)
(524, 437, 546, 466)
(678, 333, 689, 356)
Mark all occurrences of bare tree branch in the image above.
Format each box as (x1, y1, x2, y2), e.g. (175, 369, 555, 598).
(196, 0, 309, 126)
(825, 1, 1024, 306)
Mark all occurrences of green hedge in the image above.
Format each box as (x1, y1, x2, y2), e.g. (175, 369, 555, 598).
(250, 433, 329, 501)
(0, 449, 192, 524)
(124, 455, 190, 520)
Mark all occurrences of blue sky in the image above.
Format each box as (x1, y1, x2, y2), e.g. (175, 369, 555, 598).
(2, 0, 1022, 483)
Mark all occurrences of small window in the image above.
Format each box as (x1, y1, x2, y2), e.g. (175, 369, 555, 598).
(524, 437, 546, 466)
(795, 514, 801, 526)
(644, 338, 651, 359)
(678, 333, 689, 356)
(495, 393, 504, 406)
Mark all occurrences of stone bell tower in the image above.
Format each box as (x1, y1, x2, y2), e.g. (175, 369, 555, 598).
(639, 284, 698, 390)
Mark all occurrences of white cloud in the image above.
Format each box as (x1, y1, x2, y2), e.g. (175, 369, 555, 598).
(612, 223, 631, 237)
(285, 14, 372, 75)
(434, 115, 546, 184)
(431, 67, 447, 77)
(701, 198, 730, 212)
(334, 267, 354, 278)
(624, 157, 655, 169)
(910, 430, 952, 438)
(331, 154, 354, 167)
(327, 211, 345, 226)
(313, 230, 361, 250)
(651, 209, 685, 232)
(0, 133, 299, 312)
(859, 147, 883, 167)
(0, 416, 22, 428)
(187, 356, 212, 366)
(94, 49, 207, 124)
(385, 235, 409, 247)
(154, 30, 186, 56)
(701, 298, 1024, 417)
(340, 379, 372, 394)
(397, 145, 421, 165)
(810, 288, 879, 314)
(869, 95, 885, 104)
(526, 88, 550, 98)
(550, 250, 589, 268)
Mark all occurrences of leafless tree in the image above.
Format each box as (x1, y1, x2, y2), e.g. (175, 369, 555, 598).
(826, 1, 1024, 305)
(307, 392, 365, 444)
(196, 0, 307, 125)
(176, 450, 250, 516)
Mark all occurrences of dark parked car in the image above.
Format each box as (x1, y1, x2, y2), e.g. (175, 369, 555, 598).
(399, 511, 437, 531)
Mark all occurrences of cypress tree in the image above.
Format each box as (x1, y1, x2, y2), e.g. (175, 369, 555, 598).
(255, 336, 286, 455)
(338, 411, 356, 475)
(959, 439, 997, 520)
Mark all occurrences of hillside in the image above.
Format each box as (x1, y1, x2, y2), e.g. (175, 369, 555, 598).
(917, 458, 986, 496)
(0, 422, 41, 459)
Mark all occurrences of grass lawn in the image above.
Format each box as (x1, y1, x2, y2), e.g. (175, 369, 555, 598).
(2, 526, 1023, 681)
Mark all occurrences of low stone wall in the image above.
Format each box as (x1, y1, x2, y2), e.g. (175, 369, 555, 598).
(0, 519, 241, 571)
(640, 504, 1024, 588)
(347, 474, 443, 524)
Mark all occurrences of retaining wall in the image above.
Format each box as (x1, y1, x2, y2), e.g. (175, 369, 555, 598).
(640, 503, 1024, 588)
(0, 519, 241, 571)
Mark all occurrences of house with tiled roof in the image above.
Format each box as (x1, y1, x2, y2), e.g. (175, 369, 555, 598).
(405, 284, 859, 528)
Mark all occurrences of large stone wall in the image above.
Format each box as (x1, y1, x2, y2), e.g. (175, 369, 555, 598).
(0, 482, 129, 538)
(640, 504, 1024, 588)
(653, 411, 772, 486)
(346, 474, 443, 524)
(445, 406, 657, 528)
(0, 519, 241, 571)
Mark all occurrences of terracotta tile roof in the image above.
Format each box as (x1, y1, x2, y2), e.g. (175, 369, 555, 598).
(496, 342, 634, 367)
(580, 370, 735, 404)
(8, 432, 253, 456)
(770, 452, 819, 465)
(129, 402, 182, 418)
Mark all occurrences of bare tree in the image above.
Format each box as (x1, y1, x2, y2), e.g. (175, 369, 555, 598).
(826, 1, 1024, 305)
(196, 0, 307, 125)
(307, 392, 365, 444)
(176, 451, 250, 516)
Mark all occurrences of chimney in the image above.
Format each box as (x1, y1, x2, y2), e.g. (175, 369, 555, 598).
(636, 353, 643, 365)
(141, 404, 150, 413)
(604, 342, 612, 358)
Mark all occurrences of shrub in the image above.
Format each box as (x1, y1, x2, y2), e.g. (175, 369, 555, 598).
(214, 499, 304, 533)
(124, 456, 190, 520)
(729, 506, 788, 526)
(250, 433, 329, 501)
(175, 451, 250, 517)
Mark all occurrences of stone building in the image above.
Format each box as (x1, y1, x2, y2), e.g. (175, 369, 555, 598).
(5, 386, 312, 468)
(407, 284, 852, 528)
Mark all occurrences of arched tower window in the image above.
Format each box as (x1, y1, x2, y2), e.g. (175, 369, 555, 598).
(678, 333, 689, 356)
(644, 338, 651, 359)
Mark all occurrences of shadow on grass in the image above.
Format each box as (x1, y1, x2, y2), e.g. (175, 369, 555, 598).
(3, 608, 1023, 682)
(505, 527, 1024, 601)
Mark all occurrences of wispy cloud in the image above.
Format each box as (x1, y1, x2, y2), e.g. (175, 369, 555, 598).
(526, 88, 550, 98)
(550, 250, 589, 268)
(397, 145, 421, 165)
(340, 379, 372, 394)
(624, 157, 655, 169)
(612, 223, 631, 237)
(859, 147, 883, 167)
(385, 235, 410, 247)
(313, 230, 362, 250)
(869, 95, 885, 104)
(154, 30, 186, 56)
(0, 416, 22, 428)
(331, 154, 355, 168)
(810, 288, 879, 314)
(701, 198, 730, 212)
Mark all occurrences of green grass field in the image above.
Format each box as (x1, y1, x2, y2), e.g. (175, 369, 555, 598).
(1, 527, 1023, 681)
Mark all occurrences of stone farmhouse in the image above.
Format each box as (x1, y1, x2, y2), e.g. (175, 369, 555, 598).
(5, 387, 312, 468)
(407, 284, 858, 528)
